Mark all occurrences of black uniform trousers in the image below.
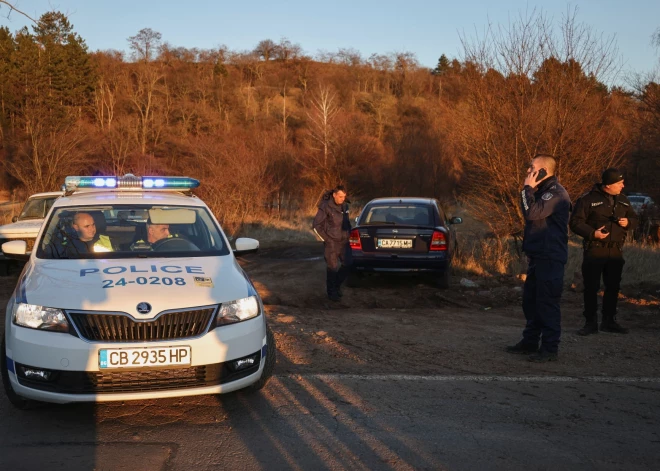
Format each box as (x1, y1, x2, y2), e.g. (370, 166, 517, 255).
(324, 239, 352, 296)
(522, 258, 565, 353)
(581, 247, 625, 324)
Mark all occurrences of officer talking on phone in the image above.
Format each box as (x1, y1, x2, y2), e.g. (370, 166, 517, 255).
(507, 154, 571, 362)
(569, 168, 638, 335)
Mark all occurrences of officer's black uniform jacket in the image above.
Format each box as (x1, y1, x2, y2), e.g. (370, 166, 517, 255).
(520, 175, 571, 264)
(312, 191, 351, 244)
(569, 184, 638, 247)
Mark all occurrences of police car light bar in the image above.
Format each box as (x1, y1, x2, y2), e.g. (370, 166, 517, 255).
(65, 175, 200, 192)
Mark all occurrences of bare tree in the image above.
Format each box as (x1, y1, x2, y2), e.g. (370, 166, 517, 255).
(305, 85, 340, 187)
(254, 39, 277, 61)
(5, 116, 88, 194)
(455, 7, 626, 236)
(0, 0, 37, 23)
(128, 28, 162, 62)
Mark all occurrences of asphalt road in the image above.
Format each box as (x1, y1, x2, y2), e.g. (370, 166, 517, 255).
(1, 374, 659, 470)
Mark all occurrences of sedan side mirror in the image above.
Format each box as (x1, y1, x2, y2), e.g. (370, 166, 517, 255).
(234, 237, 259, 256)
(11, 216, 18, 223)
(450, 217, 463, 225)
(2, 240, 29, 261)
(354, 217, 359, 223)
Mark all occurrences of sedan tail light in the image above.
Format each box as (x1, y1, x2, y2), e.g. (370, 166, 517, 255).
(349, 229, 362, 250)
(430, 230, 447, 251)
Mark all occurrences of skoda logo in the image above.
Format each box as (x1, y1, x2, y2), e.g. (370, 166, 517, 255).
(136, 302, 152, 314)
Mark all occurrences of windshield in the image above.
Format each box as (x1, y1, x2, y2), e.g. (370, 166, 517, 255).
(361, 204, 436, 226)
(36, 204, 230, 259)
(19, 197, 58, 220)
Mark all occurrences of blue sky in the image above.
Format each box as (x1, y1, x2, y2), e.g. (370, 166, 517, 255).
(1, 0, 658, 78)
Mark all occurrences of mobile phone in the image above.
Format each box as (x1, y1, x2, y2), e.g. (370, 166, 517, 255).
(600, 228, 609, 235)
(535, 168, 548, 182)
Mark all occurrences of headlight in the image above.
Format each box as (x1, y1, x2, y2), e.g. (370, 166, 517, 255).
(217, 296, 261, 326)
(13, 303, 69, 332)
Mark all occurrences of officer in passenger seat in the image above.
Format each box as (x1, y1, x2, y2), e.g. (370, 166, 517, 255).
(46, 212, 113, 257)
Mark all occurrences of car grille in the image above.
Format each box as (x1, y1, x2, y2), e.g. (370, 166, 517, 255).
(15, 358, 260, 394)
(68, 307, 216, 342)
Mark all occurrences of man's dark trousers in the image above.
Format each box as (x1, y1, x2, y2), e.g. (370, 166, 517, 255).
(522, 258, 565, 353)
(325, 240, 351, 296)
(582, 247, 625, 324)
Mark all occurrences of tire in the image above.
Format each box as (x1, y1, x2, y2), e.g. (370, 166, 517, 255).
(1, 337, 37, 410)
(246, 325, 276, 392)
(436, 270, 450, 289)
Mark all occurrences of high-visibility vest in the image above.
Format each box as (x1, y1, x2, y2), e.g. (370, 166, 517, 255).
(93, 234, 114, 252)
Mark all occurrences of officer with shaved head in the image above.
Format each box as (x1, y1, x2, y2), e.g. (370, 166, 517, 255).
(506, 154, 571, 362)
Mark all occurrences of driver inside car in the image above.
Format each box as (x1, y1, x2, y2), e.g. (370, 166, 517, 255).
(130, 221, 172, 250)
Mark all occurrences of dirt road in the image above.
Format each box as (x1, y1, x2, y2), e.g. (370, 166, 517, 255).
(249, 243, 660, 378)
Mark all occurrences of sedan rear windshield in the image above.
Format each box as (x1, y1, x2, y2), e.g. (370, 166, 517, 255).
(361, 204, 436, 226)
(36, 204, 230, 259)
(628, 196, 647, 203)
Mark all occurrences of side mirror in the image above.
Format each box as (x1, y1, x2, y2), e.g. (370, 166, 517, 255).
(234, 237, 259, 256)
(354, 217, 359, 223)
(11, 216, 18, 223)
(450, 217, 463, 225)
(2, 240, 29, 261)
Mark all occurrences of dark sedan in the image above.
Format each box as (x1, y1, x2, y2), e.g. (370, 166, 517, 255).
(348, 197, 462, 288)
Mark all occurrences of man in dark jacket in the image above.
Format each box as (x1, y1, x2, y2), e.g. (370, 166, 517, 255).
(507, 155, 571, 362)
(569, 168, 638, 335)
(313, 185, 352, 302)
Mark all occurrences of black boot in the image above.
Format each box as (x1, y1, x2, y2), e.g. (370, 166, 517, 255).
(577, 322, 599, 336)
(600, 319, 628, 334)
(336, 265, 349, 297)
(505, 341, 538, 354)
(528, 350, 558, 362)
(326, 269, 340, 302)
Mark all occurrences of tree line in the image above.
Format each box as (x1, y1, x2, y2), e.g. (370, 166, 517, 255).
(0, 9, 658, 234)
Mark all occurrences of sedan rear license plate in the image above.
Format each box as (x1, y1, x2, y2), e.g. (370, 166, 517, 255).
(378, 238, 413, 249)
(99, 346, 191, 369)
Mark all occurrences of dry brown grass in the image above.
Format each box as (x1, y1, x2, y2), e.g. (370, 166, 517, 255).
(565, 240, 660, 288)
(0, 203, 22, 226)
(454, 232, 660, 288)
(234, 215, 317, 246)
(453, 234, 523, 277)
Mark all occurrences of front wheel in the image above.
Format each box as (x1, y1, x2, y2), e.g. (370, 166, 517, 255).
(246, 326, 276, 392)
(1, 337, 37, 410)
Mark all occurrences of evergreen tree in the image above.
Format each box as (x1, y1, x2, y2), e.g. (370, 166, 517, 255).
(432, 54, 450, 75)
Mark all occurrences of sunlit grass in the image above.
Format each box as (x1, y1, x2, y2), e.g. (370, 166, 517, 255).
(454, 232, 660, 288)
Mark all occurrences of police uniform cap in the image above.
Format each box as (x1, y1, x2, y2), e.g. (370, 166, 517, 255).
(601, 168, 623, 186)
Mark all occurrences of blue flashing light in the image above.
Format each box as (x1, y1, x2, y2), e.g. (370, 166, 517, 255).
(65, 175, 200, 192)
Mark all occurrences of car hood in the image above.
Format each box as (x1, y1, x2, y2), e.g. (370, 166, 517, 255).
(19, 256, 254, 318)
(0, 219, 44, 238)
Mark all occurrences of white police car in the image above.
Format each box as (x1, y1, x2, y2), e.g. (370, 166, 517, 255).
(1, 175, 275, 408)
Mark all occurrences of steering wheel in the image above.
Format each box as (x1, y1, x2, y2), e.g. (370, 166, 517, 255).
(152, 236, 200, 252)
